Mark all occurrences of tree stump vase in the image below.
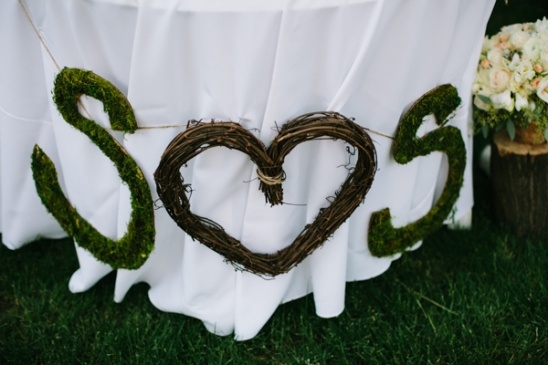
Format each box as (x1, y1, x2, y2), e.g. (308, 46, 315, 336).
(490, 129, 548, 239)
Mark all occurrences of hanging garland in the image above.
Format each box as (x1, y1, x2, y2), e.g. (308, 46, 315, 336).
(154, 112, 377, 276)
(30, 67, 465, 273)
(368, 84, 465, 257)
(31, 68, 155, 270)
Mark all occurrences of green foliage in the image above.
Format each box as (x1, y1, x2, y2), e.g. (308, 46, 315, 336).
(368, 84, 465, 257)
(31, 68, 155, 269)
(1, 171, 546, 364)
(473, 94, 548, 139)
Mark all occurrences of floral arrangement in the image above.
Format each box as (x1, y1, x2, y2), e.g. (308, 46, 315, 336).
(472, 17, 548, 142)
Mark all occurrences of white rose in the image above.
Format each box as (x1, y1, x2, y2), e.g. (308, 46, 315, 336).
(516, 58, 536, 81)
(509, 75, 528, 95)
(501, 23, 524, 34)
(475, 67, 491, 87)
(540, 48, 548, 70)
(536, 77, 548, 104)
(515, 92, 529, 111)
(535, 17, 548, 33)
(487, 47, 504, 65)
(538, 32, 548, 46)
(510, 31, 530, 49)
(482, 36, 496, 53)
(489, 67, 511, 92)
(491, 90, 514, 112)
(523, 37, 542, 59)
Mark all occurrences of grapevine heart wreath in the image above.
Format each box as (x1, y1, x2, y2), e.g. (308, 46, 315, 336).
(31, 68, 464, 274)
(154, 112, 377, 276)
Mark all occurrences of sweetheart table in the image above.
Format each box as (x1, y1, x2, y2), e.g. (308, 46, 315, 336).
(1, 0, 495, 340)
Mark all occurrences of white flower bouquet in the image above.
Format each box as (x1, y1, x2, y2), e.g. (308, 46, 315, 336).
(472, 17, 548, 142)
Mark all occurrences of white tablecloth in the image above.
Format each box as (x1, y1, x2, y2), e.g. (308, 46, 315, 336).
(0, 0, 494, 340)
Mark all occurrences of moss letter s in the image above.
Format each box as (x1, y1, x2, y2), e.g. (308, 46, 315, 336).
(368, 84, 465, 257)
(31, 68, 155, 269)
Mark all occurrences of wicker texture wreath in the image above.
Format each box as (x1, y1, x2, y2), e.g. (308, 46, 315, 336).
(154, 112, 376, 276)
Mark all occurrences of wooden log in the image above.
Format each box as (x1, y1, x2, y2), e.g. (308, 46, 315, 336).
(490, 130, 548, 239)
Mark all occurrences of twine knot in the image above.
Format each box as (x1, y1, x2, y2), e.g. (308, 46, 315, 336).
(256, 168, 284, 185)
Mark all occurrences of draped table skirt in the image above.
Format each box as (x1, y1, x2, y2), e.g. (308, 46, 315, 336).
(0, 0, 495, 340)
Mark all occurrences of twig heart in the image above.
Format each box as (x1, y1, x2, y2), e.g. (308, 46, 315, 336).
(154, 112, 377, 276)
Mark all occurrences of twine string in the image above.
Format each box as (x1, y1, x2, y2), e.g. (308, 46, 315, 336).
(18, 0, 61, 71)
(18, 0, 96, 119)
(18, 0, 394, 140)
(256, 168, 284, 185)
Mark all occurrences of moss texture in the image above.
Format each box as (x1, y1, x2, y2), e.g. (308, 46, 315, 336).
(31, 68, 155, 269)
(368, 84, 465, 257)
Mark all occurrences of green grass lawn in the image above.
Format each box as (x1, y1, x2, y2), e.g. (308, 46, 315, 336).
(3, 155, 546, 364)
(1, 2, 547, 364)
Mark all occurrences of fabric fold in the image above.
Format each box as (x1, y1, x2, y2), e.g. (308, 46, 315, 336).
(1, 0, 496, 341)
